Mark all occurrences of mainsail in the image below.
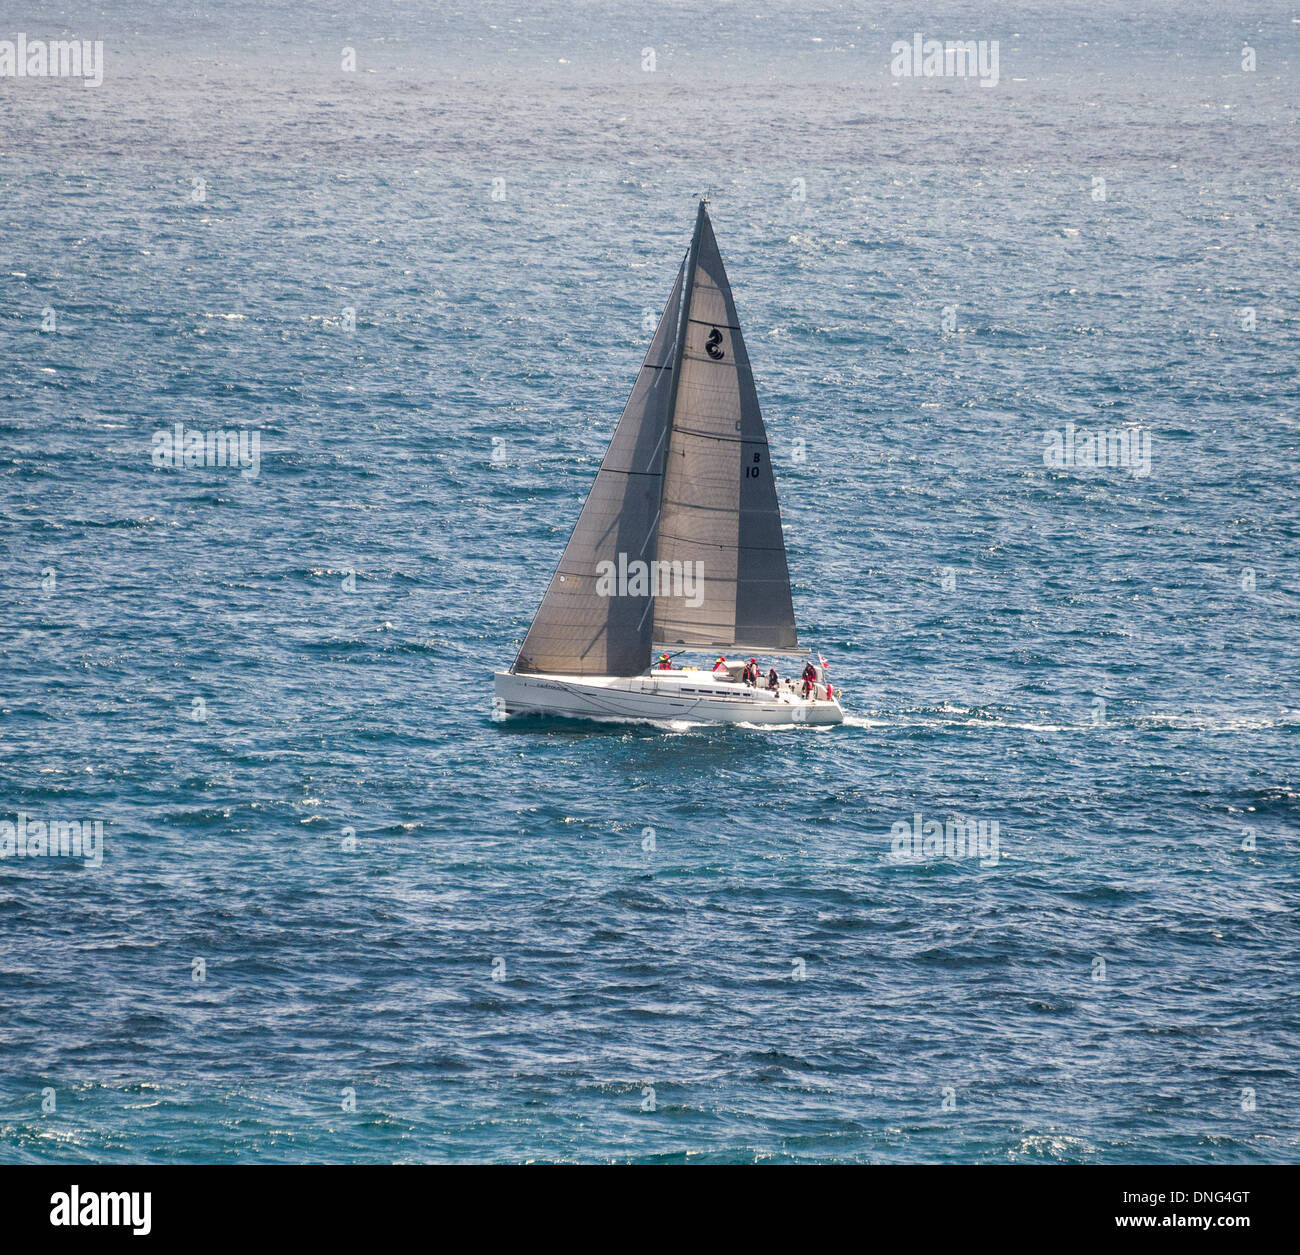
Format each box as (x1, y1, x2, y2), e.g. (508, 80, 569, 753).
(513, 201, 799, 676)
(651, 203, 799, 653)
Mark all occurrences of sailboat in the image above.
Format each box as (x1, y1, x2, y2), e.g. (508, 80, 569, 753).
(494, 200, 843, 726)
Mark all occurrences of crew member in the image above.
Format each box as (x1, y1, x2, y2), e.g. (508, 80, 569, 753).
(802, 661, 818, 699)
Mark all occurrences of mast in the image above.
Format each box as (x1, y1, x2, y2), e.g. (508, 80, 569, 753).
(638, 198, 708, 661)
(658, 197, 708, 509)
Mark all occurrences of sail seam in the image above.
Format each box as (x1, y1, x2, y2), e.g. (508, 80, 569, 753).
(653, 537, 790, 554)
(665, 428, 768, 446)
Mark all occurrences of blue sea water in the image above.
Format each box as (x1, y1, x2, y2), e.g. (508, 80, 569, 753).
(0, 1, 1297, 1163)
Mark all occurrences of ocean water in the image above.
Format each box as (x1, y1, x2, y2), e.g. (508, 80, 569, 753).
(1, 0, 1297, 1163)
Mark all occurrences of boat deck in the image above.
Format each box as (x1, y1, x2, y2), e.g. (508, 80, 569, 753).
(494, 666, 843, 725)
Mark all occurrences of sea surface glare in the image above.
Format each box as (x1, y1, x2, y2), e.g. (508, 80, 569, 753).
(0, 1, 1297, 1162)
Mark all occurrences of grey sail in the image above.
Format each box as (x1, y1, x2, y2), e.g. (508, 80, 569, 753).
(651, 203, 800, 653)
(513, 261, 685, 676)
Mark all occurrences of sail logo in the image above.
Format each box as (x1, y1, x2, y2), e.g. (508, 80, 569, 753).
(704, 328, 725, 360)
(890, 34, 999, 88)
(151, 422, 261, 478)
(890, 813, 1000, 866)
(0, 35, 104, 86)
(1042, 422, 1151, 479)
(594, 554, 704, 607)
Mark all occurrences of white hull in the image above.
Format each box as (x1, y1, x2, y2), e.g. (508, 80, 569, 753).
(493, 669, 843, 726)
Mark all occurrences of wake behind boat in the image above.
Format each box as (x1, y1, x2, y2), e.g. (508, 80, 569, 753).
(495, 200, 842, 727)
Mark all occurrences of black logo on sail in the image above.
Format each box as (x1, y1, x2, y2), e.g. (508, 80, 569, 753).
(704, 327, 725, 359)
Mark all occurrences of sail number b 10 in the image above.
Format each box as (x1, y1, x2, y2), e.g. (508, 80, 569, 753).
(745, 451, 762, 479)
